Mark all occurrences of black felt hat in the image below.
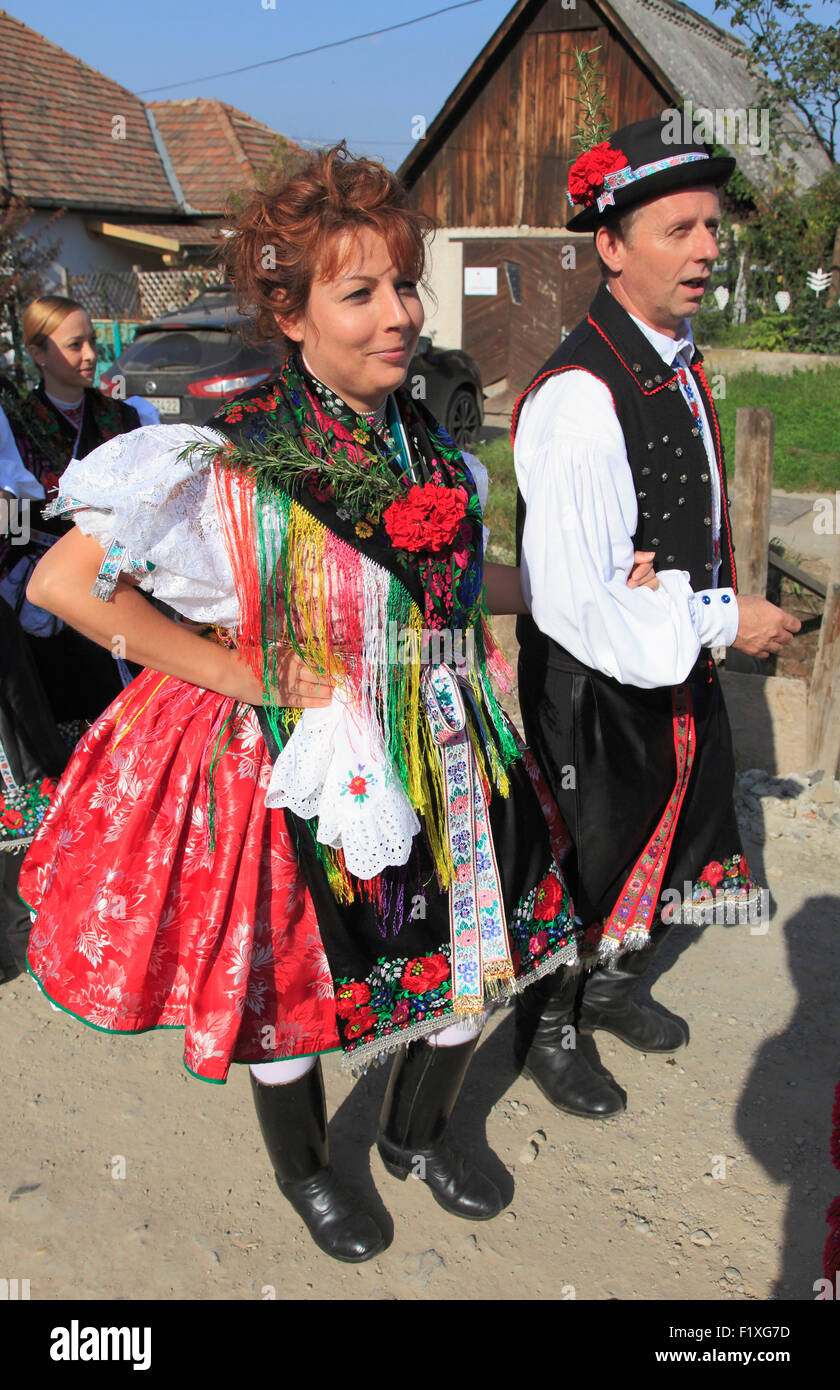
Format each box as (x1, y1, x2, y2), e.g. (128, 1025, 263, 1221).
(565, 114, 735, 232)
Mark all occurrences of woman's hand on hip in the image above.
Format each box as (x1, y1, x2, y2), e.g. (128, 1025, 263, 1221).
(231, 647, 333, 708)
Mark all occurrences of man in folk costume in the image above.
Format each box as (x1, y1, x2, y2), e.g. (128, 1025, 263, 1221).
(512, 115, 800, 1118)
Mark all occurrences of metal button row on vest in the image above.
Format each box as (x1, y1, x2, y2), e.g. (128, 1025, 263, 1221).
(646, 433, 701, 449)
(640, 468, 709, 484)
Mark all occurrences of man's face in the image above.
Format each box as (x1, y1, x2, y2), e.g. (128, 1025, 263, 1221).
(597, 187, 721, 337)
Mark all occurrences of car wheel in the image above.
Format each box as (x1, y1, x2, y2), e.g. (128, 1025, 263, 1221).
(446, 387, 480, 447)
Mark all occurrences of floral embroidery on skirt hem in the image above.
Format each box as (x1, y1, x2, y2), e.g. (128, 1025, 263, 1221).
(341, 940, 580, 1075)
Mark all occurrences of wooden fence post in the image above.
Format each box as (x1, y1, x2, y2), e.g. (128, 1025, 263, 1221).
(807, 533, 840, 778)
(731, 407, 774, 596)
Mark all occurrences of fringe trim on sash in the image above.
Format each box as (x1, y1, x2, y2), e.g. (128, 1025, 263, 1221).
(213, 459, 518, 897)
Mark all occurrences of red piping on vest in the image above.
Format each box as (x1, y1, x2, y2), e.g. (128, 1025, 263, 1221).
(510, 364, 617, 447)
(586, 314, 679, 396)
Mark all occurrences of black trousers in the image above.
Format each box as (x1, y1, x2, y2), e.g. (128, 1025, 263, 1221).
(517, 649, 744, 928)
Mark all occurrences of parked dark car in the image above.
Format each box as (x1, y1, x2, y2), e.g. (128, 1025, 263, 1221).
(100, 288, 484, 445)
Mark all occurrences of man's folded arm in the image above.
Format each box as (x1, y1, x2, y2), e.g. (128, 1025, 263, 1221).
(514, 373, 738, 689)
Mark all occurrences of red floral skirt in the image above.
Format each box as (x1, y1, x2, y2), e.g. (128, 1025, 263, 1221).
(20, 669, 340, 1082)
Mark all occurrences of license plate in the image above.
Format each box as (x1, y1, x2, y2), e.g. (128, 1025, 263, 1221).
(150, 396, 181, 415)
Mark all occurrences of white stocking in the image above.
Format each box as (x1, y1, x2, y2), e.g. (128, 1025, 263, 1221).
(249, 1055, 317, 1085)
(426, 1014, 487, 1047)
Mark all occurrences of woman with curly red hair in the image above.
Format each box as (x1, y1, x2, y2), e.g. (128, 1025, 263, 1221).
(19, 145, 586, 1264)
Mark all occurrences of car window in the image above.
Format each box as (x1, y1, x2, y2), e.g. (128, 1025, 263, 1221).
(119, 331, 246, 370)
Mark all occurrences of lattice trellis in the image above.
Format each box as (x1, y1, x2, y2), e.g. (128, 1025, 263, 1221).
(68, 271, 140, 319)
(136, 268, 225, 319)
(68, 268, 226, 322)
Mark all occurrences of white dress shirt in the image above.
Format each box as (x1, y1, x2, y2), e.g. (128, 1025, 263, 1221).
(514, 305, 739, 689)
(0, 404, 43, 499)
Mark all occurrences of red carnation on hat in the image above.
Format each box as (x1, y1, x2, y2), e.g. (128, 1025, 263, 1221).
(568, 142, 629, 207)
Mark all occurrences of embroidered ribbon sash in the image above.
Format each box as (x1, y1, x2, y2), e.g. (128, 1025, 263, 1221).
(595, 686, 695, 958)
(422, 665, 513, 1014)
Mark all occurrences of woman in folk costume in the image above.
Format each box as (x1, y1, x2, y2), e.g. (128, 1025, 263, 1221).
(0, 385, 69, 863)
(20, 147, 652, 1263)
(0, 298, 156, 726)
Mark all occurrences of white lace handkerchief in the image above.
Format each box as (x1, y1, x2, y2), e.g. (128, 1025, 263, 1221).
(264, 691, 421, 880)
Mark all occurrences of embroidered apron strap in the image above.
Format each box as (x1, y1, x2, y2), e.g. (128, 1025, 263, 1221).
(0, 733, 19, 793)
(423, 666, 513, 1014)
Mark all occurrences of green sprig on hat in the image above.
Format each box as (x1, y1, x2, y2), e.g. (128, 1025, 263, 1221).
(570, 46, 614, 155)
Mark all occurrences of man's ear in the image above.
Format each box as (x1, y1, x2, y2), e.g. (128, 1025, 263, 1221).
(595, 223, 626, 275)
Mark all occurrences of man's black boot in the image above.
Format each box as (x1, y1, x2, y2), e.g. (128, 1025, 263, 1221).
(377, 1037, 504, 1220)
(514, 967, 625, 1117)
(577, 925, 688, 1052)
(250, 1062, 387, 1263)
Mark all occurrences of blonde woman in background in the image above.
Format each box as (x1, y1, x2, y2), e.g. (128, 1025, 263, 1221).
(0, 299, 153, 864)
(0, 296, 155, 724)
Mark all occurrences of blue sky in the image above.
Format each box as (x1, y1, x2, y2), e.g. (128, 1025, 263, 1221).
(9, 0, 838, 169)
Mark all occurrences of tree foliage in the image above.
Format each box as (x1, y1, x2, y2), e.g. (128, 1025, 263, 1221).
(713, 0, 839, 162)
(0, 199, 64, 385)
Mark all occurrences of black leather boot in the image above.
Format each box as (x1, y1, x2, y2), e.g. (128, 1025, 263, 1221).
(377, 1037, 504, 1221)
(514, 967, 625, 1117)
(250, 1062, 386, 1263)
(577, 924, 688, 1052)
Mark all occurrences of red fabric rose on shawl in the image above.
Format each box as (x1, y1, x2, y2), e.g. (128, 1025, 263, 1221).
(401, 953, 449, 994)
(384, 483, 467, 553)
(568, 143, 629, 206)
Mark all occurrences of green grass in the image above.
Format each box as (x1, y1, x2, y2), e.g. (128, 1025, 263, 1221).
(714, 366, 840, 494)
(471, 365, 840, 558)
(474, 435, 519, 563)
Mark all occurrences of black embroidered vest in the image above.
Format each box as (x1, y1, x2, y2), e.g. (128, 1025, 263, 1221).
(0, 385, 140, 582)
(513, 282, 736, 668)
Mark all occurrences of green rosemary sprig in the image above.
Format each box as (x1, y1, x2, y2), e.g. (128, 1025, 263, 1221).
(570, 46, 614, 153)
(177, 419, 405, 522)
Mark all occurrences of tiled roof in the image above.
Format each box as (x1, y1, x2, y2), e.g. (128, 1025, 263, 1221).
(0, 9, 181, 213)
(147, 100, 304, 214)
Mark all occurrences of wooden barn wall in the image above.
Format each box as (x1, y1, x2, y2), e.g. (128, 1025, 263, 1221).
(461, 237, 599, 394)
(409, 5, 667, 227)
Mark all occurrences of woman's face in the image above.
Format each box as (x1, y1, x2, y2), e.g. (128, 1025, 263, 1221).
(277, 226, 424, 415)
(33, 308, 98, 399)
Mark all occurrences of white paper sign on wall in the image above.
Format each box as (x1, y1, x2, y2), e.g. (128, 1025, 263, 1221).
(464, 267, 498, 296)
